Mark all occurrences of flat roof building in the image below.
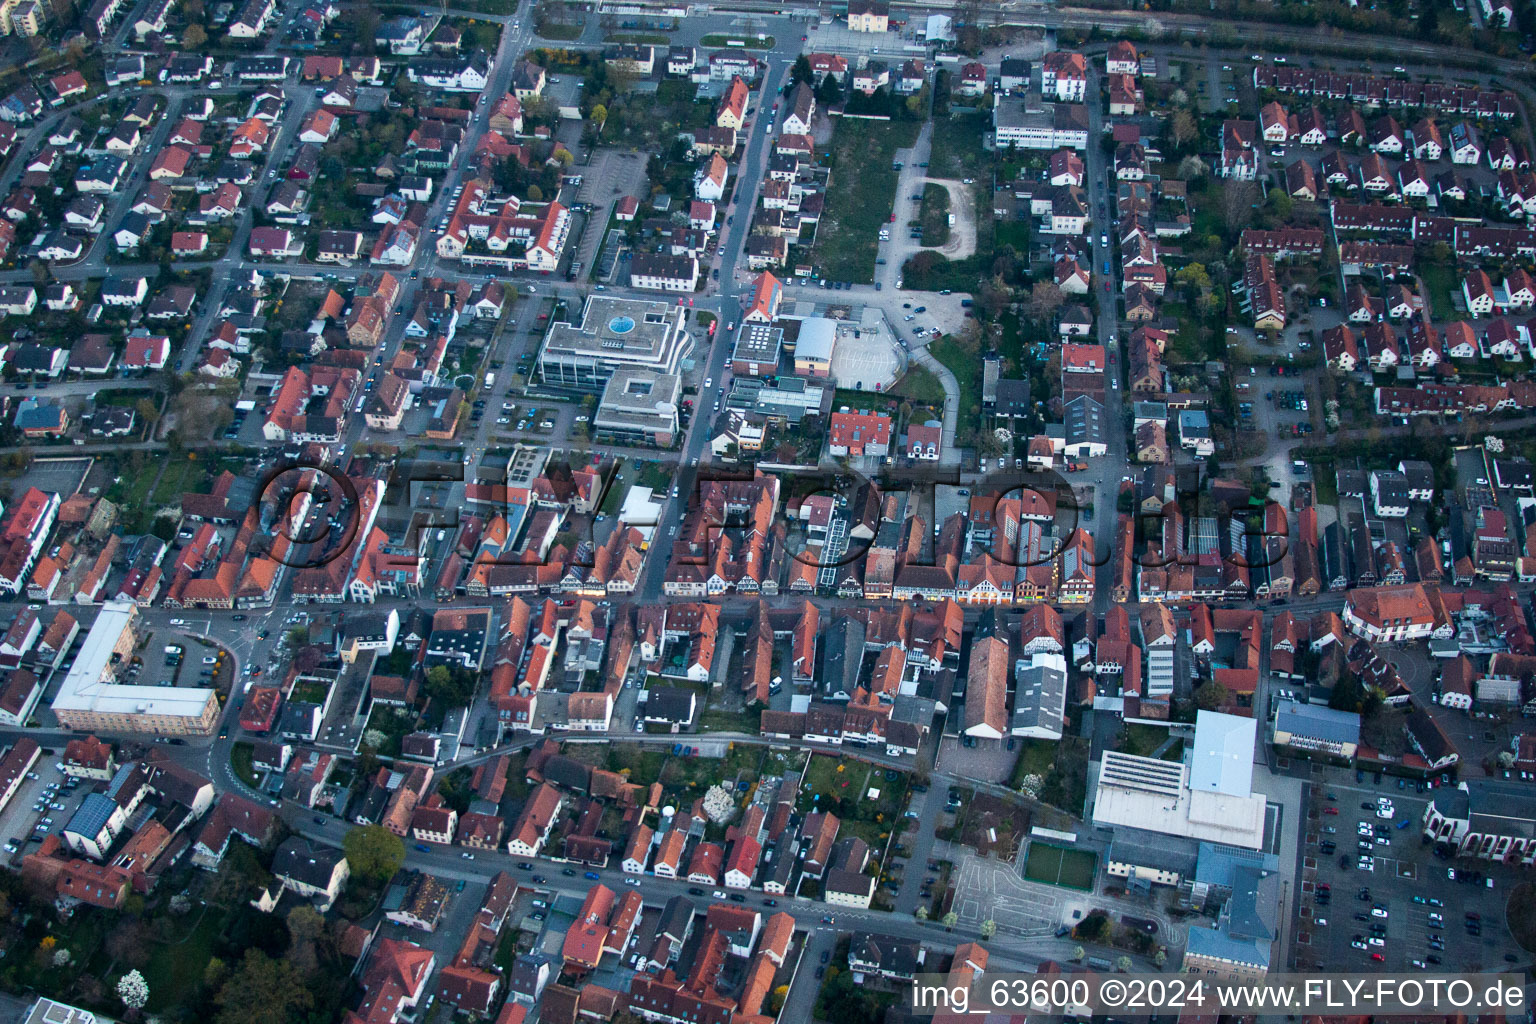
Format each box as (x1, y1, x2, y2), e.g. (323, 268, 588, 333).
(593, 366, 681, 448)
(1189, 711, 1256, 797)
(539, 297, 691, 393)
(730, 322, 784, 377)
(1091, 711, 1266, 850)
(51, 602, 219, 736)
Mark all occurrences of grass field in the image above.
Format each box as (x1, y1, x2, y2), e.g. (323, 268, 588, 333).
(927, 335, 982, 449)
(1119, 723, 1170, 759)
(812, 118, 920, 283)
(1010, 735, 1090, 816)
(889, 365, 946, 407)
(535, 21, 582, 39)
(230, 742, 258, 788)
(141, 907, 227, 1011)
(1418, 260, 1466, 321)
(927, 111, 989, 180)
(700, 33, 774, 48)
(150, 459, 208, 506)
(798, 753, 907, 847)
(1023, 842, 1098, 891)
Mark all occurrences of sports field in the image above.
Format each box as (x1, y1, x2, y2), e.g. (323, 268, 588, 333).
(1022, 842, 1097, 891)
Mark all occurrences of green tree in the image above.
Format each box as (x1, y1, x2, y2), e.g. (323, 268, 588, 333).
(1266, 190, 1294, 223)
(1114, 956, 1133, 973)
(941, 911, 958, 929)
(1153, 950, 1167, 967)
(1193, 680, 1229, 711)
(815, 72, 843, 107)
(424, 664, 475, 708)
(134, 398, 161, 431)
(1175, 263, 1211, 293)
(527, 184, 544, 201)
(285, 904, 326, 976)
(1077, 912, 1112, 943)
(979, 919, 996, 939)
(915, 906, 929, 920)
(202, 956, 229, 991)
(1072, 946, 1085, 961)
(182, 23, 207, 48)
(342, 824, 404, 884)
(214, 951, 313, 1024)
(790, 55, 813, 89)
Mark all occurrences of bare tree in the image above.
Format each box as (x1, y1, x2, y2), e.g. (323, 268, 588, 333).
(1177, 154, 1209, 180)
(1169, 108, 1197, 150)
(1221, 180, 1261, 233)
(1022, 280, 1065, 323)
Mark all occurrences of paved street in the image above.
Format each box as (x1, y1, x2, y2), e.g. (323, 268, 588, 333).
(2, 6, 1535, 1024)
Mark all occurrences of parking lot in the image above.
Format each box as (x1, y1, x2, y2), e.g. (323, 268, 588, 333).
(1234, 365, 1316, 442)
(827, 322, 903, 392)
(0, 755, 86, 863)
(1299, 785, 1526, 972)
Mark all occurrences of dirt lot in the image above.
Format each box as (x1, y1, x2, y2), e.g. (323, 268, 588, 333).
(922, 179, 976, 260)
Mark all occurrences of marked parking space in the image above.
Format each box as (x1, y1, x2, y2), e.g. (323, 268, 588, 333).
(828, 332, 902, 391)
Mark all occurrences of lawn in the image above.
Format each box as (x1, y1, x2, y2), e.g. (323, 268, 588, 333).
(927, 335, 982, 449)
(1010, 735, 1089, 817)
(141, 906, 227, 1012)
(1311, 458, 1338, 505)
(1510, 882, 1536, 953)
(149, 459, 208, 505)
(1022, 842, 1098, 891)
(832, 389, 899, 416)
(927, 110, 990, 180)
(698, 705, 762, 734)
(812, 118, 921, 283)
(1418, 260, 1465, 321)
(1010, 738, 1056, 785)
(109, 457, 159, 514)
(230, 742, 259, 788)
(797, 753, 908, 847)
(598, 466, 627, 515)
(919, 183, 951, 247)
(1119, 723, 1170, 759)
(451, 0, 517, 13)
(995, 218, 1031, 252)
(888, 365, 946, 407)
(700, 33, 774, 47)
(601, 745, 669, 785)
(535, 21, 582, 39)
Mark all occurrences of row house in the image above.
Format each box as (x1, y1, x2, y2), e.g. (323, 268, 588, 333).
(1253, 66, 1517, 120)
